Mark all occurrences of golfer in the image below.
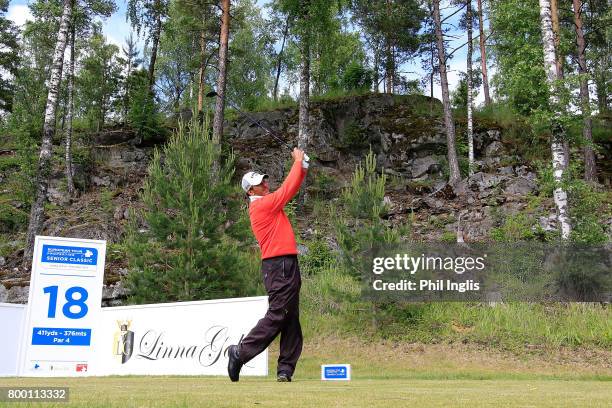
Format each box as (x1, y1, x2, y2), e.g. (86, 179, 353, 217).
(228, 148, 309, 383)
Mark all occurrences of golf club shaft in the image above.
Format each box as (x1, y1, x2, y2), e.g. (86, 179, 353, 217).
(210, 92, 309, 161)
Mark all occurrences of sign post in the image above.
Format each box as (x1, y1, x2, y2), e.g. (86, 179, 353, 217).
(18, 236, 106, 376)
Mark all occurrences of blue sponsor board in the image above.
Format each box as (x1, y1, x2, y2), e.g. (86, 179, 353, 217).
(322, 364, 350, 380)
(41, 245, 98, 266)
(31, 327, 92, 346)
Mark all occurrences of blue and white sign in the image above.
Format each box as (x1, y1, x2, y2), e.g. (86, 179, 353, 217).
(41, 245, 98, 266)
(321, 364, 351, 381)
(18, 236, 106, 377)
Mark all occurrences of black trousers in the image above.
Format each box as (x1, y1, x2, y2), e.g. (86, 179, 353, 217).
(238, 254, 303, 376)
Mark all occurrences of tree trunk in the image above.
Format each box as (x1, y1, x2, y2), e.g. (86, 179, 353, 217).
(550, 0, 563, 78)
(212, 0, 230, 144)
(273, 17, 289, 102)
(124, 59, 132, 120)
(384, 0, 393, 94)
(477, 0, 491, 105)
(24, 0, 73, 265)
(433, 0, 461, 185)
(572, 0, 596, 182)
(148, 1, 162, 91)
(298, 33, 310, 149)
(550, 0, 570, 169)
(65, 16, 76, 196)
(594, 70, 609, 114)
(539, 0, 572, 239)
(373, 48, 379, 92)
(197, 29, 206, 113)
(467, 0, 475, 176)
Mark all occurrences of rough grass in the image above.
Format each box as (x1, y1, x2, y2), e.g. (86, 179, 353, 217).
(299, 266, 612, 351)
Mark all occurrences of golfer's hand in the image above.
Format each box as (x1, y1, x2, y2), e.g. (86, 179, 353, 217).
(292, 148, 305, 162)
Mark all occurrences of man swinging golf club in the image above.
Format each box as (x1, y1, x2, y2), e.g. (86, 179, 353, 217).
(227, 147, 309, 383)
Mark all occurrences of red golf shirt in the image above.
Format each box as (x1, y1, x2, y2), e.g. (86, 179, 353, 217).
(249, 160, 306, 259)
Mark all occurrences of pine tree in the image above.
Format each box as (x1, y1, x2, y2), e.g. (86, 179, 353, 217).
(125, 114, 254, 303)
(212, 0, 231, 144)
(432, 0, 461, 186)
(334, 149, 406, 278)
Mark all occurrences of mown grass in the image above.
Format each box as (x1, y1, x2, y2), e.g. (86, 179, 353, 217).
(1, 377, 610, 408)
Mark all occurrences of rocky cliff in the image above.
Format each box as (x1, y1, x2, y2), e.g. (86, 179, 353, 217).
(1, 93, 609, 304)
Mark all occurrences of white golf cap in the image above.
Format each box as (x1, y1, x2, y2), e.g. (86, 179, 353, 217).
(241, 171, 268, 192)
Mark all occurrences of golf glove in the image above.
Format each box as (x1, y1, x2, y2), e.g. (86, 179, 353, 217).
(302, 153, 310, 169)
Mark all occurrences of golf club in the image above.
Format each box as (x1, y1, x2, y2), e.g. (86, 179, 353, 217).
(206, 90, 309, 162)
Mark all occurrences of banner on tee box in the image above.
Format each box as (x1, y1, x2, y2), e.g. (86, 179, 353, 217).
(18, 236, 106, 377)
(93, 297, 269, 376)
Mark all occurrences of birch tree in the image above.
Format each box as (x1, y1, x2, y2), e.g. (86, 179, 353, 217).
(65, 8, 76, 196)
(433, 0, 461, 185)
(538, 0, 571, 239)
(572, 0, 596, 182)
(466, 0, 475, 175)
(24, 0, 73, 264)
(212, 0, 230, 144)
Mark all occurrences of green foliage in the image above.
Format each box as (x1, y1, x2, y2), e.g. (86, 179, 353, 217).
(0, 0, 19, 112)
(300, 236, 337, 276)
(154, 2, 195, 112)
(536, 162, 610, 244)
(440, 231, 457, 243)
(337, 121, 369, 150)
(341, 60, 373, 92)
(126, 70, 165, 140)
(489, 0, 548, 114)
(227, 0, 275, 109)
(0, 198, 28, 232)
(491, 213, 537, 242)
(76, 25, 122, 131)
(352, 0, 425, 93)
(334, 149, 408, 277)
(566, 180, 610, 244)
(342, 148, 386, 219)
(451, 71, 481, 110)
(125, 114, 255, 303)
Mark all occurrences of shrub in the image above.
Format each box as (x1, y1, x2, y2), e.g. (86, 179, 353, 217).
(125, 113, 255, 303)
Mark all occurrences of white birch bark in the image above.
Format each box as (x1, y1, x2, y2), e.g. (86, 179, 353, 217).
(65, 19, 76, 196)
(24, 0, 73, 265)
(467, 0, 475, 176)
(539, 0, 572, 239)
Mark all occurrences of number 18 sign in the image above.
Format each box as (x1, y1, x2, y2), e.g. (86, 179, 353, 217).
(18, 236, 106, 376)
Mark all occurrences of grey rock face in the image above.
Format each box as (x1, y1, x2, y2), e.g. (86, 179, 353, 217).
(6, 285, 29, 303)
(485, 141, 504, 157)
(409, 156, 441, 178)
(0, 283, 7, 302)
(504, 177, 538, 196)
